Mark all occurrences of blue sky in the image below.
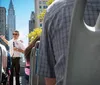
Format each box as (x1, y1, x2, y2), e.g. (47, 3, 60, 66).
(0, 0, 35, 47)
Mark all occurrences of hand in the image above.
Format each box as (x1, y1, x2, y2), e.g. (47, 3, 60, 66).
(13, 47, 19, 51)
(0, 35, 8, 45)
(0, 35, 5, 40)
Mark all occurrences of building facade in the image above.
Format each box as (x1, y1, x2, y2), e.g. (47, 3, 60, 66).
(35, 0, 48, 28)
(0, 7, 6, 35)
(7, 0, 16, 40)
(29, 11, 35, 42)
(29, 11, 35, 33)
(0, 7, 9, 49)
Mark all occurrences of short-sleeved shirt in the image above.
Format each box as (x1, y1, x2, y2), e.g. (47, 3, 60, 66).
(37, 0, 100, 85)
(8, 39, 25, 57)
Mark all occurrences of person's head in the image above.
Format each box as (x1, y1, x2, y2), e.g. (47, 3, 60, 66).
(13, 30, 19, 40)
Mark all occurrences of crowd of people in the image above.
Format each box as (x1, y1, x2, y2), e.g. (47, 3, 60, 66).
(0, 0, 100, 85)
(0, 29, 41, 85)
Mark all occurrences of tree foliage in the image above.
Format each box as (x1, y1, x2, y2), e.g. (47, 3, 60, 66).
(28, 0, 54, 42)
(46, 0, 54, 6)
(37, 9, 46, 20)
(37, 0, 54, 20)
(28, 28, 42, 42)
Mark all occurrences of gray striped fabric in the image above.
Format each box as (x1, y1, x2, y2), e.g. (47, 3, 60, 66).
(37, 0, 100, 85)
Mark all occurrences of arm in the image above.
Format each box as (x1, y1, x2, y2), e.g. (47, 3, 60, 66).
(15, 40, 26, 53)
(18, 48, 24, 53)
(0, 35, 8, 45)
(13, 47, 24, 53)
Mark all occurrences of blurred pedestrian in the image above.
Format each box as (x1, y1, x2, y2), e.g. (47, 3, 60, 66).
(0, 43, 7, 85)
(0, 30, 25, 85)
(24, 28, 42, 84)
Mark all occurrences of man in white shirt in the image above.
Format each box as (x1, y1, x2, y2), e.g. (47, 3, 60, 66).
(0, 30, 25, 85)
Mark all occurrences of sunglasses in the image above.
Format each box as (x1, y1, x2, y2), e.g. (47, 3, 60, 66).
(13, 33, 18, 35)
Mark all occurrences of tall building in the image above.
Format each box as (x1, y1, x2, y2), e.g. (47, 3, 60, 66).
(35, 0, 48, 28)
(0, 7, 6, 35)
(29, 11, 35, 33)
(29, 11, 35, 42)
(7, 0, 16, 40)
(0, 7, 9, 49)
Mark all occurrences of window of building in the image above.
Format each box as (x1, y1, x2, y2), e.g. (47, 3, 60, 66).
(40, 24, 42, 27)
(39, 6, 42, 9)
(43, 6, 45, 9)
(0, 20, 3, 23)
(43, 5, 48, 9)
(39, 1, 41, 4)
(40, 19, 42, 22)
(43, 1, 46, 4)
(45, 6, 48, 8)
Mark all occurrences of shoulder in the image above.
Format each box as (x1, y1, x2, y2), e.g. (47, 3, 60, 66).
(18, 40, 26, 48)
(19, 40, 24, 43)
(9, 39, 13, 42)
(44, 0, 74, 28)
(44, 0, 74, 23)
(0, 44, 6, 51)
(17, 39, 23, 44)
(0, 44, 7, 56)
(8, 39, 13, 44)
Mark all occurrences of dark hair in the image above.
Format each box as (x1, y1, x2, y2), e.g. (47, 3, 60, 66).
(14, 30, 19, 34)
(24, 36, 40, 62)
